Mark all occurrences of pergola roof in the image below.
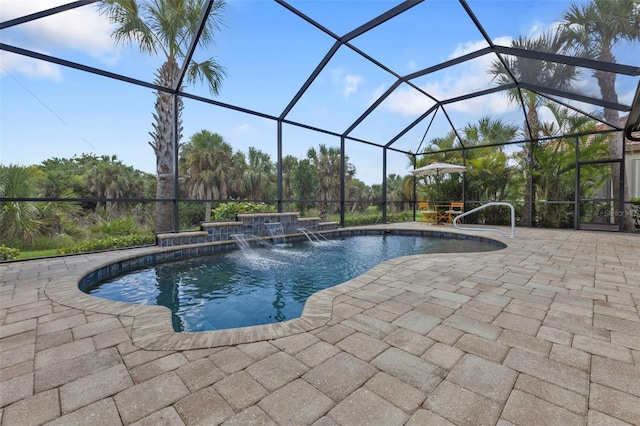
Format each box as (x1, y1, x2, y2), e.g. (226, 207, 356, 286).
(2, 0, 639, 170)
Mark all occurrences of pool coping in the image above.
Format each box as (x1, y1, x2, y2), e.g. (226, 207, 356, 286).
(44, 226, 506, 351)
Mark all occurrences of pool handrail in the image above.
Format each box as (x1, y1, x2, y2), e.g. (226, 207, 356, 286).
(452, 202, 516, 238)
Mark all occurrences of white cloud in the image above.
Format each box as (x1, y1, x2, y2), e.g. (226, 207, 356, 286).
(537, 104, 558, 128)
(449, 37, 512, 57)
(572, 75, 602, 99)
(452, 92, 515, 115)
(490, 36, 516, 49)
(329, 68, 364, 100)
(448, 40, 489, 59)
(1, 0, 119, 70)
(343, 74, 363, 99)
(0, 51, 62, 80)
(385, 87, 434, 116)
(526, 20, 563, 40)
(384, 36, 519, 117)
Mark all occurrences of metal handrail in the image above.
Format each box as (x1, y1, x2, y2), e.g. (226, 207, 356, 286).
(453, 202, 516, 238)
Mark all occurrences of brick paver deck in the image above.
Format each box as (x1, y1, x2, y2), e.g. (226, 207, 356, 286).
(1, 224, 639, 425)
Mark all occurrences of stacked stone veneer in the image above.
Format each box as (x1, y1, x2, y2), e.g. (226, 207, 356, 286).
(157, 212, 338, 248)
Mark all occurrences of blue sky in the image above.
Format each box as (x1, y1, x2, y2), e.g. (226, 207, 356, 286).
(1, 0, 638, 185)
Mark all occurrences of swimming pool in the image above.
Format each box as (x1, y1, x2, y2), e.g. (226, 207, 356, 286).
(83, 234, 500, 331)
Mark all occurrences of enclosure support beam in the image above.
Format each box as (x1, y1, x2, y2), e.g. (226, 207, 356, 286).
(172, 94, 180, 233)
(574, 136, 580, 230)
(383, 148, 388, 224)
(527, 139, 534, 227)
(340, 137, 346, 227)
(277, 121, 283, 213)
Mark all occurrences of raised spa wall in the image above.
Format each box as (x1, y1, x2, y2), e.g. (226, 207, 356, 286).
(156, 212, 339, 248)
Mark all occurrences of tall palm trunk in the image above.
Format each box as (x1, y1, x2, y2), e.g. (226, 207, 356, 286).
(205, 202, 212, 222)
(151, 57, 183, 232)
(105, 185, 116, 217)
(596, 50, 634, 230)
(521, 100, 540, 227)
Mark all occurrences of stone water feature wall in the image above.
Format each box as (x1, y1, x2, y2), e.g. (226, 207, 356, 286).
(156, 212, 339, 248)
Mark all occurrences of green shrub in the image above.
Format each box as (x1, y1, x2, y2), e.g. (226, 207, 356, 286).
(343, 213, 383, 226)
(92, 217, 140, 236)
(0, 238, 22, 250)
(179, 202, 206, 229)
(24, 234, 77, 251)
(0, 245, 20, 261)
(212, 201, 276, 221)
(59, 219, 91, 240)
(56, 234, 155, 255)
(334, 210, 412, 227)
(631, 198, 640, 228)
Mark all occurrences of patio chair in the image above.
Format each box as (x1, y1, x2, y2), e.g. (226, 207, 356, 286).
(445, 202, 464, 223)
(418, 202, 437, 223)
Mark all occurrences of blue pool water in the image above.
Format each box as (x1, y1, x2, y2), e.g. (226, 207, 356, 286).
(85, 235, 499, 331)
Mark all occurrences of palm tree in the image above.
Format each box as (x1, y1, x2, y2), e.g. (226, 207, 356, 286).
(534, 103, 610, 227)
(415, 131, 463, 204)
(290, 158, 319, 215)
(489, 30, 579, 226)
(39, 157, 85, 199)
(85, 155, 137, 216)
(0, 165, 81, 244)
(462, 117, 519, 211)
(100, 0, 226, 232)
(463, 117, 519, 148)
(345, 178, 371, 214)
(0, 165, 43, 244)
(242, 147, 276, 201)
(180, 130, 232, 221)
(386, 174, 411, 213)
(489, 31, 577, 138)
(227, 151, 247, 199)
(282, 155, 298, 199)
(559, 0, 640, 230)
(307, 145, 351, 218)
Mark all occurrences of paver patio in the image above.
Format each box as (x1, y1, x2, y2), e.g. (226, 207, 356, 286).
(1, 223, 639, 425)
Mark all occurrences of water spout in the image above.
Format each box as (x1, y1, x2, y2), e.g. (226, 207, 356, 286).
(230, 234, 273, 250)
(297, 228, 328, 242)
(265, 222, 286, 245)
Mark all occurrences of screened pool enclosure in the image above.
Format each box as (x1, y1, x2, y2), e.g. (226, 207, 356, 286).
(1, 0, 640, 239)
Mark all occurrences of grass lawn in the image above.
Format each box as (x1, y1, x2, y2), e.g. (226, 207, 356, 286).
(19, 249, 58, 260)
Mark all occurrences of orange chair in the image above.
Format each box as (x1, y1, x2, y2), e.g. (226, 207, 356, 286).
(418, 202, 436, 223)
(445, 202, 464, 223)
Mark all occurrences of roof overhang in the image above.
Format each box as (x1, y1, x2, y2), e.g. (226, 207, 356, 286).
(626, 83, 640, 142)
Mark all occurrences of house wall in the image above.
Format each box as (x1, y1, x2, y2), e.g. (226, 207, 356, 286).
(626, 143, 640, 199)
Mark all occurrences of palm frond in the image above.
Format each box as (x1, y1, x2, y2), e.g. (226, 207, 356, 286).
(99, 0, 159, 55)
(185, 59, 227, 95)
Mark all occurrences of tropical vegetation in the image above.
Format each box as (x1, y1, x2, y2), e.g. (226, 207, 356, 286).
(99, 0, 227, 233)
(559, 0, 640, 230)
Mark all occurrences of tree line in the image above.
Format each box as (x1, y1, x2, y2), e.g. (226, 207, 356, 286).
(0, 102, 624, 251)
(0, 140, 385, 249)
